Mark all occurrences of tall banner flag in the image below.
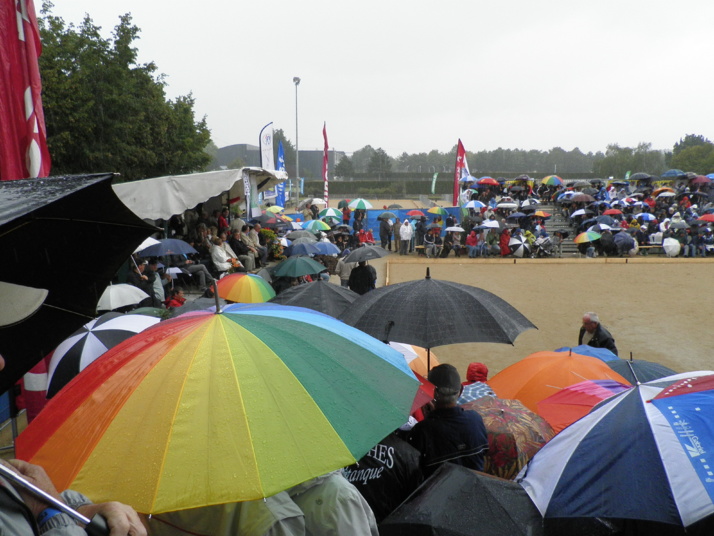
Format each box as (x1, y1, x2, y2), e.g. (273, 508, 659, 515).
(260, 123, 277, 200)
(322, 122, 329, 203)
(453, 139, 470, 206)
(0, 0, 51, 180)
(431, 172, 439, 194)
(276, 141, 286, 208)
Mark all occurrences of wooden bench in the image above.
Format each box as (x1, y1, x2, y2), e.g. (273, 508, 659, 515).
(638, 245, 663, 255)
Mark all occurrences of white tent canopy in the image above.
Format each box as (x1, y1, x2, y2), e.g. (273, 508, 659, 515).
(112, 167, 288, 220)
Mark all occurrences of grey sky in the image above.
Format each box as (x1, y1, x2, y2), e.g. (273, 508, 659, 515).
(48, 0, 714, 157)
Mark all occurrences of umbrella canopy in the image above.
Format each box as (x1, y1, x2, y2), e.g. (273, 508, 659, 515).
(216, 273, 276, 303)
(96, 284, 149, 312)
(17, 303, 419, 514)
(532, 211, 551, 218)
(286, 230, 317, 241)
(554, 345, 619, 362)
(637, 212, 656, 221)
(569, 194, 596, 203)
(286, 242, 322, 257)
(378, 211, 397, 220)
(268, 279, 358, 317)
(427, 206, 448, 216)
(388, 343, 441, 377)
(607, 358, 676, 384)
(380, 464, 545, 536)
(339, 268, 536, 353)
(337, 199, 351, 209)
(290, 237, 318, 245)
(388, 204, 403, 209)
(301, 219, 331, 232)
(406, 210, 425, 217)
(463, 200, 486, 209)
(0, 174, 157, 393)
(348, 198, 373, 210)
(313, 241, 341, 255)
(137, 238, 197, 257)
(536, 379, 630, 433)
(569, 208, 593, 218)
(661, 169, 685, 178)
(573, 231, 601, 244)
(657, 191, 676, 199)
(541, 175, 563, 186)
(444, 226, 465, 233)
(457, 382, 495, 405)
(489, 351, 630, 413)
(318, 207, 342, 219)
(265, 205, 284, 213)
(46, 312, 160, 398)
(509, 236, 531, 258)
(462, 397, 555, 480)
(272, 256, 326, 278)
(478, 177, 500, 186)
(518, 372, 714, 528)
(133, 236, 160, 254)
(602, 208, 622, 216)
(663, 237, 682, 257)
(497, 202, 518, 210)
(343, 245, 390, 263)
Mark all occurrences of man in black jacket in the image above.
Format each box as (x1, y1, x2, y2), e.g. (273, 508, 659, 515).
(578, 312, 618, 356)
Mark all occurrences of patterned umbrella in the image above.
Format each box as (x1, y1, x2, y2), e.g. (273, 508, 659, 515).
(508, 236, 531, 258)
(348, 198, 373, 210)
(318, 207, 342, 219)
(463, 200, 486, 209)
(427, 206, 448, 216)
(457, 382, 495, 404)
(301, 219, 331, 231)
(17, 304, 419, 514)
(215, 273, 276, 303)
(46, 312, 160, 398)
(573, 231, 601, 244)
(462, 397, 555, 480)
(541, 175, 563, 186)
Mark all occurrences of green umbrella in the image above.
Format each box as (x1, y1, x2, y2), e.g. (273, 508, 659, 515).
(272, 256, 326, 278)
(348, 198, 373, 210)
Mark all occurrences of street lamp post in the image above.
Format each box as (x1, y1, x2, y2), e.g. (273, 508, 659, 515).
(293, 76, 301, 208)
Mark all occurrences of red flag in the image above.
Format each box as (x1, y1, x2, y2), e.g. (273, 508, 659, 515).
(322, 122, 329, 203)
(0, 0, 51, 180)
(453, 139, 470, 206)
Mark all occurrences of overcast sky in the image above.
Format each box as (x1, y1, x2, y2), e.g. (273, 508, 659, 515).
(47, 0, 714, 157)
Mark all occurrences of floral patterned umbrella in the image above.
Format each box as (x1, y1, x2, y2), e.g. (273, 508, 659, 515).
(461, 396, 555, 480)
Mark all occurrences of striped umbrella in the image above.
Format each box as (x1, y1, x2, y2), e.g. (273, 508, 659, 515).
(17, 304, 419, 514)
(301, 219, 331, 231)
(215, 273, 276, 303)
(348, 198, 373, 210)
(427, 206, 448, 216)
(318, 207, 342, 219)
(541, 175, 563, 186)
(573, 231, 601, 244)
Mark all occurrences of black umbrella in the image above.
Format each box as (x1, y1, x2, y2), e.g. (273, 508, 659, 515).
(338, 268, 536, 369)
(343, 245, 390, 263)
(607, 358, 676, 385)
(379, 464, 544, 536)
(0, 174, 157, 394)
(629, 172, 653, 181)
(269, 279, 359, 317)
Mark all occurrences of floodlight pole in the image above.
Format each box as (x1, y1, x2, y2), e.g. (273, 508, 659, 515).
(293, 76, 301, 209)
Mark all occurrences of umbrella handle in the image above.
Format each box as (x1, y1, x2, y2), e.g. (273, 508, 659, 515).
(0, 464, 109, 535)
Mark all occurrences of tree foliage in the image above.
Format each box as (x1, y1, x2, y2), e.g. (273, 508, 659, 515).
(334, 155, 354, 178)
(592, 143, 667, 179)
(673, 134, 711, 156)
(351, 145, 375, 173)
(670, 143, 714, 174)
(367, 148, 393, 178)
(38, 4, 211, 180)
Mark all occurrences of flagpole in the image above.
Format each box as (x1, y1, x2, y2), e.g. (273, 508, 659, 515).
(293, 77, 301, 209)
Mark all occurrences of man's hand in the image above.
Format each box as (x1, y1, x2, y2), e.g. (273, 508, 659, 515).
(77, 502, 147, 536)
(2, 459, 64, 517)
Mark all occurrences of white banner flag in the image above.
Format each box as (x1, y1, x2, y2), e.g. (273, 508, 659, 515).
(260, 127, 275, 171)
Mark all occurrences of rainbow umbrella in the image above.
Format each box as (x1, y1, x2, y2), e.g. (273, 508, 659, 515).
(302, 219, 331, 231)
(216, 273, 275, 303)
(348, 198, 373, 210)
(427, 206, 448, 216)
(16, 304, 419, 514)
(573, 231, 601, 244)
(541, 175, 563, 186)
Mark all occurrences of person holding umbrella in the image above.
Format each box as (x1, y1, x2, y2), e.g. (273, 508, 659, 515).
(578, 312, 618, 356)
(408, 364, 488, 478)
(348, 261, 377, 295)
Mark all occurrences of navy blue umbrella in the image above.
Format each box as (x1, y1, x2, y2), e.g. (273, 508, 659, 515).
(138, 238, 197, 257)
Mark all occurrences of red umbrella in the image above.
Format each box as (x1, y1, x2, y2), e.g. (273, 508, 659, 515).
(603, 208, 622, 216)
(697, 214, 714, 223)
(478, 177, 500, 186)
(406, 210, 425, 217)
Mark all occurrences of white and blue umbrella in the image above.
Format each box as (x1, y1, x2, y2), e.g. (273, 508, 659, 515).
(463, 200, 486, 209)
(518, 371, 714, 528)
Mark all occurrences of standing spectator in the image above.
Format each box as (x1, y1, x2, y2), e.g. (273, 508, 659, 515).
(348, 261, 377, 295)
(379, 217, 391, 250)
(393, 217, 402, 254)
(399, 220, 413, 255)
(335, 250, 357, 288)
(416, 217, 427, 247)
(342, 205, 352, 225)
(217, 207, 230, 235)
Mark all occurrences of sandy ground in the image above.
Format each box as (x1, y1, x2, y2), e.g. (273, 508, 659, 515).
(333, 253, 714, 380)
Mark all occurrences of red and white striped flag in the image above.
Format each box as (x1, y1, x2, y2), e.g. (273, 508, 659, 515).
(453, 139, 470, 206)
(0, 0, 51, 181)
(322, 122, 329, 203)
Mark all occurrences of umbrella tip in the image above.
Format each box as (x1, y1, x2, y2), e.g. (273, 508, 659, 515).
(425, 267, 431, 279)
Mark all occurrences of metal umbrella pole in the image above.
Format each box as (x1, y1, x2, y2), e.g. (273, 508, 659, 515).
(0, 463, 109, 535)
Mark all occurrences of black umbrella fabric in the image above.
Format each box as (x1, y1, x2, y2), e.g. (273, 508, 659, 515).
(269, 279, 359, 317)
(607, 359, 676, 384)
(339, 268, 536, 349)
(343, 245, 390, 263)
(379, 464, 544, 536)
(0, 174, 157, 393)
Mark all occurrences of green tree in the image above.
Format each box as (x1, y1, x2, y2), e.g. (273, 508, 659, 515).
(670, 143, 714, 174)
(351, 145, 375, 173)
(38, 4, 211, 180)
(673, 134, 711, 156)
(367, 148, 393, 178)
(334, 155, 354, 178)
(593, 143, 666, 179)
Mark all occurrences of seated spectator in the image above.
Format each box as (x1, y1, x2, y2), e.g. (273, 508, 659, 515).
(127, 259, 157, 308)
(165, 287, 186, 309)
(228, 229, 256, 271)
(424, 230, 436, 258)
(408, 364, 488, 477)
(211, 236, 244, 278)
(343, 431, 423, 524)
